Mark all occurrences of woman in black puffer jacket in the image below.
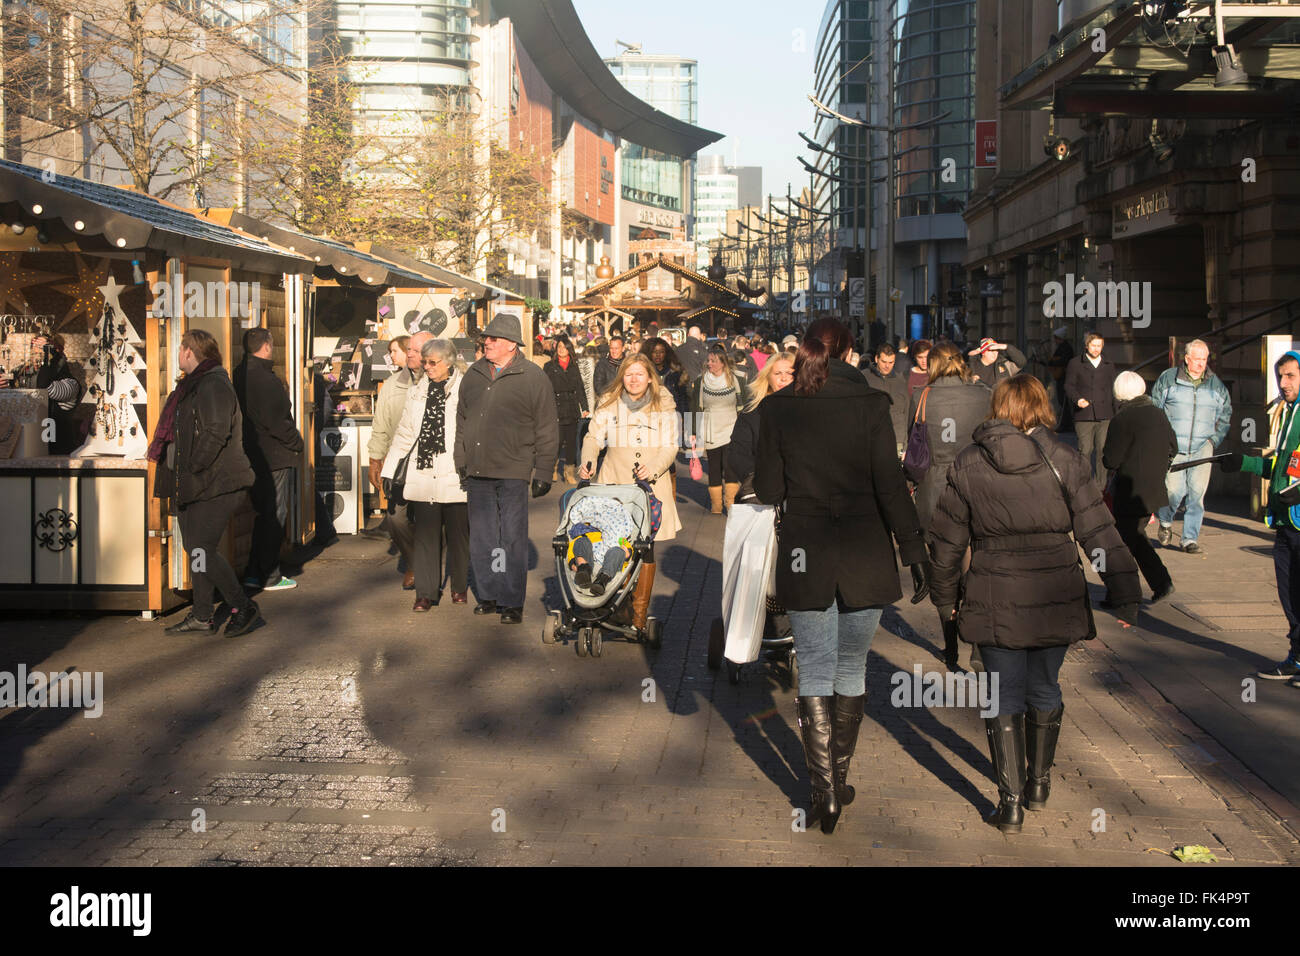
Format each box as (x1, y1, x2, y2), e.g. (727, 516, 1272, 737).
(928, 375, 1140, 833)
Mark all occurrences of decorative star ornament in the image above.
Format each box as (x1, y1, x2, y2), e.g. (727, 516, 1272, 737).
(99, 275, 128, 317)
(50, 254, 113, 331)
(0, 253, 65, 314)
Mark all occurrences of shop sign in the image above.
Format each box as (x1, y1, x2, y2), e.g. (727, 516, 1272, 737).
(1112, 188, 1174, 239)
(975, 120, 997, 168)
(635, 208, 680, 229)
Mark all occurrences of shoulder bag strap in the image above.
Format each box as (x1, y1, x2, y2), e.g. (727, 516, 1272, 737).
(914, 386, 930, 424)
(1029, 429, 1076, 535)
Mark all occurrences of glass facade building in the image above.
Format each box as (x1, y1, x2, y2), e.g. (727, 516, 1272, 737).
(695, 155, 739, 268)
(890, 0, 975, 219)
(335, 0, 477, 118)
(605, 52, 697, 224)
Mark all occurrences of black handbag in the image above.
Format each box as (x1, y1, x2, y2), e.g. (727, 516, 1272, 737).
(902, 387, 932, 483)
(385, 449, 415, 514)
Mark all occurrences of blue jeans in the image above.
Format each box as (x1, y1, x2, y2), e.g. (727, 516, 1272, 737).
(1157, 443, 1213, 543)
(466, 477, 529, 608)
(787, 603, 883, 697)
(979, 644, 1069, 716)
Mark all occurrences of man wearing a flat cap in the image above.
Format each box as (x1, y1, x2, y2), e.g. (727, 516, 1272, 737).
(456, 311, 559, 624)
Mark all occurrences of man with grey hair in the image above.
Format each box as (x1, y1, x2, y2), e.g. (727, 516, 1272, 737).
(1151, 339, 1232, 553)
(1103, 370, 1178, 602)
(456, 312, 558, 624)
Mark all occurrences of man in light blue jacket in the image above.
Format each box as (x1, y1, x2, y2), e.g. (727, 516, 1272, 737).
(1152, 339, 1233, 553)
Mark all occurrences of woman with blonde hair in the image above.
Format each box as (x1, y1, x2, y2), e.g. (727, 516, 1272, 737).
(578, 353, 681, 632)
(726, 352, 794, 503)
(689, 344, 751, 514)
(928, 374, 1139, 832)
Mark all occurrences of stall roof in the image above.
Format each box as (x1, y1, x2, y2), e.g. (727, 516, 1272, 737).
(493, 0, 724, 157)
(354, 243, 524, 302)
(577, 255, 735, 301)
(0, 160, 311, 274)
(206, 210, 437, 288)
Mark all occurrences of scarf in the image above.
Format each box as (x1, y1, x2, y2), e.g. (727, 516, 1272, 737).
(558, 355, 570, 371)
(416, 376, 450, 468)
(702, 369, 734, 397)
(622, 391, 652, 413)
(147, 359, 220, 462)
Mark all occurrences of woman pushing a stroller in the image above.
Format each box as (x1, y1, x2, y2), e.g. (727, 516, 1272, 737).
(577, 352, 681, 631)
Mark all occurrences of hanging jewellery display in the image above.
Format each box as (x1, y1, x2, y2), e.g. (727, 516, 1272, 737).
(95, 395, 116, 441)
(118, 395, 128, 446)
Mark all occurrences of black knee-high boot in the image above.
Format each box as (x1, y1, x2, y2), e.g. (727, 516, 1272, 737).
(984, 712, 1026, 833)
(796, 696, 841, 834)
(1024, 704, 1064, 810)
(832, 693, 865, 806)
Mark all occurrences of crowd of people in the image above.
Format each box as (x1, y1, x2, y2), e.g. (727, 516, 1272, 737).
(144, 308, 1300, 840)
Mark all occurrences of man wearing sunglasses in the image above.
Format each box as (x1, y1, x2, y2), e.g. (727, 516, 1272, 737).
(456, 313, 558, 624)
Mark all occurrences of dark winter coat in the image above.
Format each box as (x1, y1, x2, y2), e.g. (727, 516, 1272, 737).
(754, 359, 927, 611)
(928, 421, 1141, 649)
(863, 365, 909, 448)
(654, 362, 691, 414)
(907, 376, 992, 532)
(233, 354, 303, 473)
(678, 338, 707, 382)
(455, 350, 559, 482)
(173, 367, 255, 507)
(1064, 354, 1118, 422)
(542, 357, 589, 424)
(592, 354, 625, 399)
(1102, 396, 1177, 516)
(725, 406, 760, 501)
(971, 345, 1027, 389)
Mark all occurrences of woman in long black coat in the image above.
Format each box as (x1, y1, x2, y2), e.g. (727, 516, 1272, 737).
(928, 375, 1141, 833)
(755, 319, 929, 834)
(1102, 370, 1177, 602)
(542, 335, 589, 483)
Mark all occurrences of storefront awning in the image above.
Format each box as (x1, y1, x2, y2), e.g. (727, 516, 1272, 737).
(492, 0, 724, 157)
(0, 160, 311, 274)
(1001, 3, 1300, 117)
(207, 211, 437, 288)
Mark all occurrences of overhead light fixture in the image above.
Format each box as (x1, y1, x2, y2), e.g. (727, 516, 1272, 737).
(10, 223, 25, 235)
(1213, 44, 1248, 87)
(31, 204, 43, 215)
(1149, 119, 1174, 162)
(1043, 114, 1070, 162)
(74, 220, 85, 230)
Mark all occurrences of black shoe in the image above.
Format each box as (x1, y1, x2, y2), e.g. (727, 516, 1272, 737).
(166, 612, 215, 635)
(499, 607, 523, 624)
(573, 565, 592, 588)
(224, 602, 264, 638)
(831, 693, 865, 807)
(590, 571, 611, 596)
(473, 601, 498, 616)
(1023, 704, 1064, 811)
(1149, 581, 1175, 605)
(984, 712, 1026, 833)
(796, 696, 841, 834)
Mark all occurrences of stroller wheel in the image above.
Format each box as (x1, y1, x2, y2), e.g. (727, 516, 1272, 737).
(706, 618, 724, 670)
(575, 627, 589, 657)
(542, 611, 560, 645)
(589, 627, 603, 657)
(726, 660, 741, 685)
(646, 617, 663, 650)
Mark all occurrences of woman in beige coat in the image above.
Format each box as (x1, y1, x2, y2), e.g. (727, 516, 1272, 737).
(578, 352, 680, 629)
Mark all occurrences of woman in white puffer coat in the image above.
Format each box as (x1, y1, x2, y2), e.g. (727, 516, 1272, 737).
(382, 338, 470, 610)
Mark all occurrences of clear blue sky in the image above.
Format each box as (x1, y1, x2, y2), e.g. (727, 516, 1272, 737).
(571, 0, 822, 201)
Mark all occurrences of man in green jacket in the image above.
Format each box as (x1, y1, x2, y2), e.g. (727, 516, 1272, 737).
(1221, 350, 1300, 685)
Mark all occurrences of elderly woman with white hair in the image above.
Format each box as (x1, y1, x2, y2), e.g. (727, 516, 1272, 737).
(383, 338, 471, 610)
(1102, 370, 1179, 603)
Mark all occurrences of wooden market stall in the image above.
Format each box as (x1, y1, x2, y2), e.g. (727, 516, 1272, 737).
(0, 160, 314, 614)
(562, 255, 746, 336)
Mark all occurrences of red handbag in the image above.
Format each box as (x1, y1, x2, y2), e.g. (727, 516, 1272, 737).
(688, 436, 705, 482)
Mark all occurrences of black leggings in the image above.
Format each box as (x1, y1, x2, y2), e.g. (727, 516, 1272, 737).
(178, 489, 250, 619)
(557, 421, 580, 469)
(706, 445, 729, 488)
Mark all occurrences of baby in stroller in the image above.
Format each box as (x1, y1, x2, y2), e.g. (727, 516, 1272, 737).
(563, 493, 637, 596)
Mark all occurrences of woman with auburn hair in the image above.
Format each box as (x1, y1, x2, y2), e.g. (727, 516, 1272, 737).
(927, 374, 1140, 833)
(578, 352, 681, 632)
(754, 318, 930, 834)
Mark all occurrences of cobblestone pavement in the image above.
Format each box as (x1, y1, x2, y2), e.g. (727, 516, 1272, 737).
(1, 483, 1297, 866)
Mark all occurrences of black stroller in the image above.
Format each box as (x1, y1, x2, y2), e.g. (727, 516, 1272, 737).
(541, 481, 664, 658)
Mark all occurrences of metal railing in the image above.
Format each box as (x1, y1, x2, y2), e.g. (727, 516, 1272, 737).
(1128, 296, 1300, 373)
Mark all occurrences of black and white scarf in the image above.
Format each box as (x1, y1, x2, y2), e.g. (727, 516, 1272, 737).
(416, 377, 449, 469)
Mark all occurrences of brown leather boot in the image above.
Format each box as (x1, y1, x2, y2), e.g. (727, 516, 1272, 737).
(708, 486, 723, 515)
(723, 481, 740, 512)
(630, 563, 655, 630)
(563, 464, 578, 484)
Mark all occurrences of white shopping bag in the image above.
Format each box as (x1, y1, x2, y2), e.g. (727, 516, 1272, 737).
(721, 503, 777, 664)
